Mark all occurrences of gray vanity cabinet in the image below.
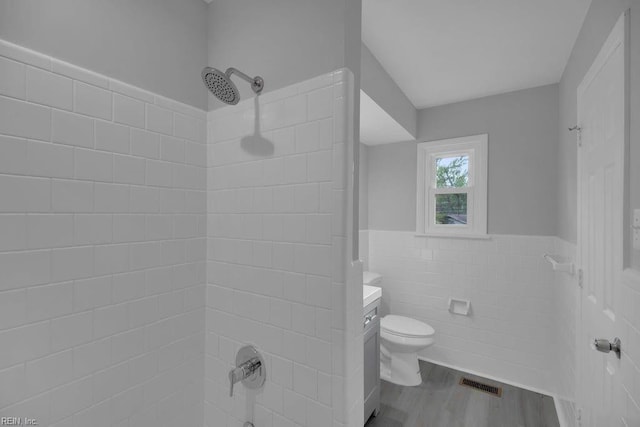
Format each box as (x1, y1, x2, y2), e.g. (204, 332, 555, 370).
(363, 299, 380, 423)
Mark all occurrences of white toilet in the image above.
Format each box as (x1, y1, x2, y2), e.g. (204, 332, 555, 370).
(380, 315, 435, 386)
(362, 271, 436, 387)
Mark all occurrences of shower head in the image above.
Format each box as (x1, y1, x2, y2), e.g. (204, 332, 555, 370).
(202, 67, 264, 105)
(202, 67, 239, 105)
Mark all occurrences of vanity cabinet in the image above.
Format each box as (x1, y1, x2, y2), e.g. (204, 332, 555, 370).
(363, 298, 380, 423)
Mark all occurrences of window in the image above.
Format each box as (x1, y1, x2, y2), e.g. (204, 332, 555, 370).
(416, 134, 488, 236)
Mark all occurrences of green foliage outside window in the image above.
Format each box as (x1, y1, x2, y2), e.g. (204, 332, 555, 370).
(435, 156, 468, 224)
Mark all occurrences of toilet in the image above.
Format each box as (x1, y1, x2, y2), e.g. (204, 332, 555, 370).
(362, 271, 436, 387)
(380, 315, 435, 386)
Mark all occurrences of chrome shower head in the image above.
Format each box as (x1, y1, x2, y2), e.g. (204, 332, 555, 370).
(202, 67, 264, 105)
(202, 67, 239, 105)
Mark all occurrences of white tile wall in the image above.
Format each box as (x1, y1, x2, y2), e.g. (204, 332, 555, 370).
(358, 230, 369, 272)
(364, 229, 640, 425)
(206, 69, 361, 427)
(0, 38, 367, 427)
(363, 230, 559, 394)
(0, 39, 206, 427)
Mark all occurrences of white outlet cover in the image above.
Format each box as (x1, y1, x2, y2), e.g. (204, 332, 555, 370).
(634, 209, 640, 228)
(634, 229, 640, 250)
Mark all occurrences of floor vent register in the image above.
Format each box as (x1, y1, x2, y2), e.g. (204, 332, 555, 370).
(459, 377, 503, 397)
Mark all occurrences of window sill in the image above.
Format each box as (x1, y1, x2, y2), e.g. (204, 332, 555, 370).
(415, 233, 492, 240)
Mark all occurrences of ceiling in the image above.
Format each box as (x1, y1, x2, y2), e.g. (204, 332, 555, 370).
(360, 91, 414, 145)
(362, 0, 592, 109)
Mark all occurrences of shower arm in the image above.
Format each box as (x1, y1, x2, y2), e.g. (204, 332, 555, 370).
(225, 67, 264, 94)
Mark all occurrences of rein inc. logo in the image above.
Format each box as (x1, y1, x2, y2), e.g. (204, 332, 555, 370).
(1, 418, 37, 426)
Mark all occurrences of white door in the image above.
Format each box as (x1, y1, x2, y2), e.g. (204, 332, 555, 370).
(576, 12, 628, 427)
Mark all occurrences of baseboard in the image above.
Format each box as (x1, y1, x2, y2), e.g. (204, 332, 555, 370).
(416, 356, 554, 397)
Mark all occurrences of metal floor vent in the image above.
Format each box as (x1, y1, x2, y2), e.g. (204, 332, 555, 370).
(459, 377, 502, 397)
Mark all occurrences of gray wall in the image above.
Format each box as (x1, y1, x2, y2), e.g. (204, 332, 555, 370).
(557, 0, 640, 269)
(366, 84, 559, 236)
(367, 140, 418, 231)
(0, 0, 209, 110)
(361, 44, 417, 137)
(207, 0, 362, 110)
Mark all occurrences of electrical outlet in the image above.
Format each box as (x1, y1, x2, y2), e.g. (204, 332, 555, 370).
(635, 229, 640, 250)
(634, 209, 640, 228)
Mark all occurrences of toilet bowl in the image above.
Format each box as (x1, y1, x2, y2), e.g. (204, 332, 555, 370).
(380, 315, 435, 386)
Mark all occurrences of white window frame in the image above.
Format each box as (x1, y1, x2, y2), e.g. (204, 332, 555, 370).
(416, 134, 488, 237)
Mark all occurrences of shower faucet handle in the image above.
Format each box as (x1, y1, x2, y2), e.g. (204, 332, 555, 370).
(229, 357, 261, 396)
(228, 345, 266, 397)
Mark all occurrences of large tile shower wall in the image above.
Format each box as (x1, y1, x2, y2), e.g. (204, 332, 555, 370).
(364, 230, 564, 394)
(206, 70, 361, 427)
(0, 40, 207, 426)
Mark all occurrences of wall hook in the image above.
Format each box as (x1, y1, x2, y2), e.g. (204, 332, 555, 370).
(568, 125, 581, 132)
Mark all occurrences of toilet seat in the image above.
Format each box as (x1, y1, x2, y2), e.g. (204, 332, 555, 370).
(381, 315, 434, 338)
